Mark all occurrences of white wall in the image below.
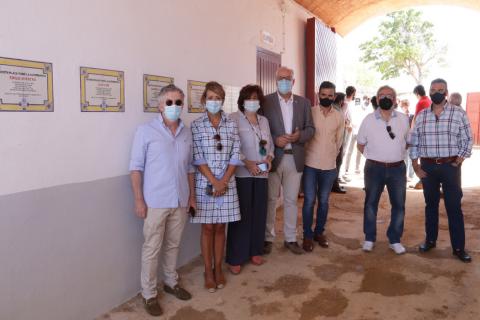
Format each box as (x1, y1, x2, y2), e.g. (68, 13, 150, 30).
(0, 0, 312, 319)
(0, 0, 310, 196)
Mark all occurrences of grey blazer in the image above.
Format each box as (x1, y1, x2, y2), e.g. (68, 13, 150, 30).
(262, 92, 315, 172)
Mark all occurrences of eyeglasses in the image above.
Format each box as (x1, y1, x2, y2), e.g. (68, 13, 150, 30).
(378, 94, 394, 100)
(214, 134, 223, 151)
(259, 139, 267, 156)
(165, 99, 183, 106)
(386, 126, 395, 140)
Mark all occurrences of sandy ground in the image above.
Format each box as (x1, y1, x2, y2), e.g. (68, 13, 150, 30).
(100, 150, 480, 320)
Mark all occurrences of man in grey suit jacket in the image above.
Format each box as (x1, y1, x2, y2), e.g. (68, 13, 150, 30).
(262, 66, 315, 255)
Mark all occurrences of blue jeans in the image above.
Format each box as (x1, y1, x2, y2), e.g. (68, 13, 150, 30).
(421, 161, 465, 250)
(364, 160, 406, 243)
(302, 166, 337, 239)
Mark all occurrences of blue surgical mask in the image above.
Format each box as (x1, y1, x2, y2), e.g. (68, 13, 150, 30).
(277, 79, 293, 95)
(244, 100, 260, 113)
(163, 105, 182, 121)
(205, 100, 222, 114)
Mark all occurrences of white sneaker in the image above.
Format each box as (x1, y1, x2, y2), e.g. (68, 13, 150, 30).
(389, 243, 406, 255)
(362, 241, 374, 252)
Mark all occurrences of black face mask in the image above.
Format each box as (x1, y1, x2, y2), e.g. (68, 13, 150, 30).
(379, 97, 393, 110)
(319, 98, 334, 107)
(430, 92, 445, 105)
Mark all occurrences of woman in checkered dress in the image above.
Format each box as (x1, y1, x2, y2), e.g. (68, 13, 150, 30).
(191, 81, 241, 293)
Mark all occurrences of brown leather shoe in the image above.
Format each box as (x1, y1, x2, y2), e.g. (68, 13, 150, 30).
(314, 234, 329, 248)
(414, 181, 423, 190)
(163, 284, 192, 301)
(302, 238, 314, 252)
(143, 296, 163, 317)
(284, 241, 304, 254)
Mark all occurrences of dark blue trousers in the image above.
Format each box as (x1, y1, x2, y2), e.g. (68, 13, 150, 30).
(421, 161, 465, 250)
(226, 177, 268, 265)
(363, 160, 406, 243)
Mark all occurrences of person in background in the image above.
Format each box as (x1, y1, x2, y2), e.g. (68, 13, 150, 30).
(400, 99, 415, 182)
(411, 84, 432, 190)
(332, 92, 348, 194)
(129, 84, 194, 317)
(262, 66, 315, 255)
(448, 92, 465, 186)
(344, 86, 366, 176)
(371, 96, 378, 110)
(449, 92, 463, 108)
(362, 95, 371, 109)
(226, 84, 273, 274)
(413, 85, 432, 117)
(342, 86, 356, 181)
(410, 78, 473, 263)
(191, 81, 242, 292)
(302, 81, 344, 252)
(357, 85, 410, 255)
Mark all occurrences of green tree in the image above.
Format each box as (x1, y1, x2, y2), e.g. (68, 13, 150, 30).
(359, 9, 447, 84)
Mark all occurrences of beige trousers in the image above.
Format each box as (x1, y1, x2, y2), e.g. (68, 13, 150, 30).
(141, 207, 187, 299)
(265, 154, 303, 243)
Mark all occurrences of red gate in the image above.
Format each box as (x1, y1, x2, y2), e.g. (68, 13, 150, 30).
(466, 92, 480, 145)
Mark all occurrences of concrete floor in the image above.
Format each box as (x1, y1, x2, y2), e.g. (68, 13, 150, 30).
(99, 152, 480, 320)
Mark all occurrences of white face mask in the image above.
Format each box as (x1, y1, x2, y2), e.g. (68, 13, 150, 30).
(244, 100, 260, 113)
(205, 100, 222, 114)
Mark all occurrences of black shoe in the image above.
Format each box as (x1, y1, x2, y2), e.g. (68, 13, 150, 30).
(331, 186, 346, 194)
(452, 249, 472, 263)
(419, 241, 436, 252)
(263, 241, 273, 255)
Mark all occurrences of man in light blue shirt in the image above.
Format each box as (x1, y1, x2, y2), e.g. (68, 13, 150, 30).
(129, 84, 195, 316)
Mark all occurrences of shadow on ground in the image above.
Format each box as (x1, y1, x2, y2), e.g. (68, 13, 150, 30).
(99, 182, 480, 320)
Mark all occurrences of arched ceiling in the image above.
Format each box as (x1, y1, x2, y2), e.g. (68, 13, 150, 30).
(294, 0, 480, 36)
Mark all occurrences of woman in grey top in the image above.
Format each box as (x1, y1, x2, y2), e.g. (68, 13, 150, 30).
(226, 84, 274, 274)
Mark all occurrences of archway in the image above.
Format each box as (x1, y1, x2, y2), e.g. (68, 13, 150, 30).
(295, 0, 480, 35)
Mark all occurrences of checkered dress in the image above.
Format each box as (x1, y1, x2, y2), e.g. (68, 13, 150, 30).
(190, 112, 241, 224)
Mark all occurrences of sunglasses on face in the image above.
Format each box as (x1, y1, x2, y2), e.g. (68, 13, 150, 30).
(259, 139, 267, 156)
(165, 99, 183, 106)
(214, 134, 223, 151)
(386, 125, 395, 140)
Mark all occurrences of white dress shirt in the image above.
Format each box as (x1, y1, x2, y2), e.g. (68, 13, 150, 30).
(277, 92, 294, 149)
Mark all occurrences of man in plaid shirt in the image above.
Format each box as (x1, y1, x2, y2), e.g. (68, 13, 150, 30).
(409, 78, 473, 263)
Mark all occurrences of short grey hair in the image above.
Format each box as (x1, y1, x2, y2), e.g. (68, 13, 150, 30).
(376, 85, 397, 100)
(275, 66, 294, 79)
(158, 84, 185, 104)
(449, 92, 462, 106)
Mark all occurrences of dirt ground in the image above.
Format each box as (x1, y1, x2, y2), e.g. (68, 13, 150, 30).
(100, 151, 480, 320)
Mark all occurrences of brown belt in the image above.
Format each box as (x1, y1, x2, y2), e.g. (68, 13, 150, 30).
(367, 159, 404, 168)
(283, 149, 293, 154)
(421, 156, 457, 164)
